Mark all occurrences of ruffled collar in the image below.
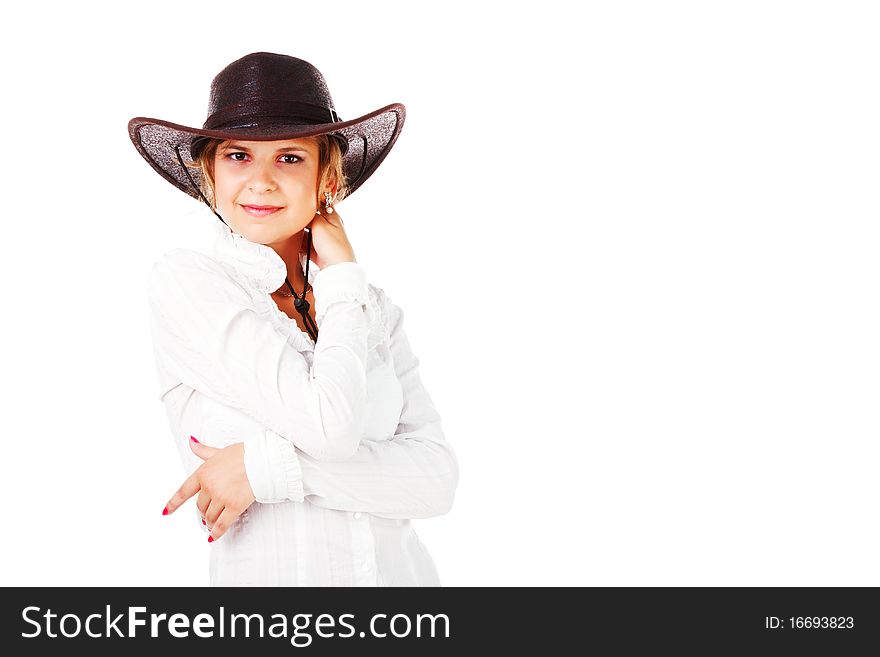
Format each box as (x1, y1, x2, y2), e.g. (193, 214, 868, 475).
(208, 217, 388, 355)
(210, 219, 318, 294)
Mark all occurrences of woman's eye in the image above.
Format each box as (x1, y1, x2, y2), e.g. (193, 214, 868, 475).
(224, 152, 300, 164)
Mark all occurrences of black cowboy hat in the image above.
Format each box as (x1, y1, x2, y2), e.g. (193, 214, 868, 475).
(128, 51, 406, 207)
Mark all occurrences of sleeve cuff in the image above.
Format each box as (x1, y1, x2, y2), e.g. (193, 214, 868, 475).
(243, 430, 305, 503)
(312, 262, 368, 323)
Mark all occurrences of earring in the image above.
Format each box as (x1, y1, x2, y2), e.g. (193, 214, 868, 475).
(323, 191, 335, 214)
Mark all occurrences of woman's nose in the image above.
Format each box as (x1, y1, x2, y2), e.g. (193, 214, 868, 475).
(247, 159, 277, 191)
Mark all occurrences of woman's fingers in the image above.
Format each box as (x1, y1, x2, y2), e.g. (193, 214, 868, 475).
(163, 470, 200, 515)
(196, 488, 211, 517)
(163, 437, 216, 515)
(308, 207, 355, 267)
(205, 498, 223, 529)
(189, 437, 219, 460)
(162, 441, 255, 543)
(323, 207, 344, 228)
(208, 506, 241, 542)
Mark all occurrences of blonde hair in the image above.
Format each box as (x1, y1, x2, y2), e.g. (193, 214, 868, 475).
(187, 135, 349, 211)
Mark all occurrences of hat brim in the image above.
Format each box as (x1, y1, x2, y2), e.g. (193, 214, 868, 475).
(127, 103, 405, 203)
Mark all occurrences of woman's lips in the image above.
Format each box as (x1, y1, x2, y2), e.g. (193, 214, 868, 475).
(241, 204, 282, 217)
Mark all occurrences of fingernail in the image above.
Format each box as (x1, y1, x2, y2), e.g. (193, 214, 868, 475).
(190, 436, 199, 443)
(202, 518, 206, 525)
(162, 506, 168, 516)
(208, 536, 214, 543)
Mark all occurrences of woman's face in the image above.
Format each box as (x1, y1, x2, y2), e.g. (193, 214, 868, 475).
(213, 138, 322, 247)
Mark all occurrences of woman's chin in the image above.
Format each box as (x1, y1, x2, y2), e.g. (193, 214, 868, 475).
(240, 224, 305, 248)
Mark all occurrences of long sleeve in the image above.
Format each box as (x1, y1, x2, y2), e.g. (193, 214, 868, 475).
(157, 383, 305, 531)
(243, 288, 460, 519)
(148, 249, 371, 461)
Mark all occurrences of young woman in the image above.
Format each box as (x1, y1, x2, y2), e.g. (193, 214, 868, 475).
(129, 52, 459, 586)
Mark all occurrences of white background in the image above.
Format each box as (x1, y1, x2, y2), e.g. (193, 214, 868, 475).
(1, 0, 878, 586)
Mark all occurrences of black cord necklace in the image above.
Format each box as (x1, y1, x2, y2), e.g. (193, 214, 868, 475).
(282, 226, 318, 342)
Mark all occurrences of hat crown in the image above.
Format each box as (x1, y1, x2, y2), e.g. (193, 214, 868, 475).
(204, 52, 338, 129)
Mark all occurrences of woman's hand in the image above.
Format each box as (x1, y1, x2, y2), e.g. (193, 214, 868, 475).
(302, 207, 356, 269)
(162, 437, 255, 542)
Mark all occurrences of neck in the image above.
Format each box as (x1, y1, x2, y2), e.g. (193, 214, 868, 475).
(268, 229, 310, 294)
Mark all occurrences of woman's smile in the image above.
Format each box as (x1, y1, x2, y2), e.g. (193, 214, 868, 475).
(240, 204, 283, 218)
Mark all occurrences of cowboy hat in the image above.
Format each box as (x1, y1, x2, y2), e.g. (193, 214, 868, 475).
(127, 51, 405, 207)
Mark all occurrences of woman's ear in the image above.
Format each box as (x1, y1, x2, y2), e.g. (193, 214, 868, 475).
(325, 171, 339, 198)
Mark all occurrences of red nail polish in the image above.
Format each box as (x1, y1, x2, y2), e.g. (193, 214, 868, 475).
(202, 518, 206, 525)
(208, 536, 214, 543)
(162, 507, 168, 516)
(190, 436, 199, 443)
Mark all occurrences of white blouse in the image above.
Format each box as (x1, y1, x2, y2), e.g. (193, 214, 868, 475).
(147, 218, 459, 586)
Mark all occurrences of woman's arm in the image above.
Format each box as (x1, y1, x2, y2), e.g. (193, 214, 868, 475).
(148, 249, 372, 461)
(243, 290, 460, 519)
